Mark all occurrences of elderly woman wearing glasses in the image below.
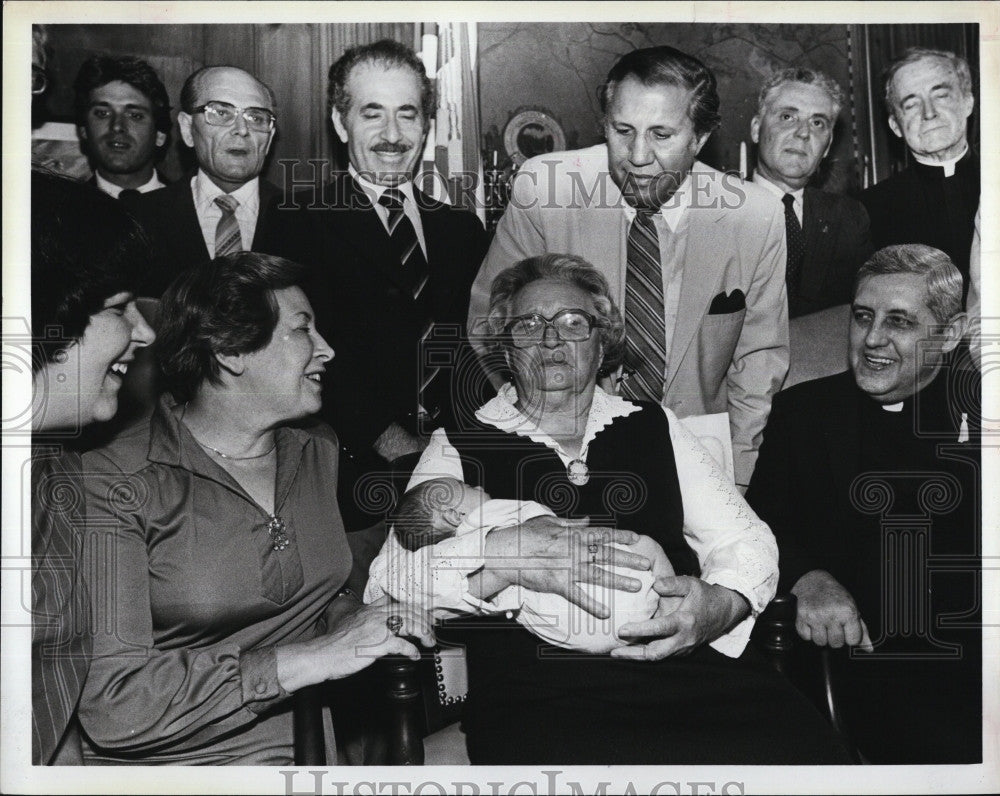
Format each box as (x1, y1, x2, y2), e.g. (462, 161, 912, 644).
(368, 253, 851, 764)
(77, 253, 433, 765)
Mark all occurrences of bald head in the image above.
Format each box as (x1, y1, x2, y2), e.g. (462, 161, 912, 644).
(180, 65, 275, 114)
(177, 66, 277, 192)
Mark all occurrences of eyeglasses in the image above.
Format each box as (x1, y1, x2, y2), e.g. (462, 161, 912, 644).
(504, 309, 606, 348)
(191, 101, 275, 132)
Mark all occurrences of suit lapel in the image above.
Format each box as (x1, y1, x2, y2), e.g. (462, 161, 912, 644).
(799, 187, 830, 297)
(179, 181, 212, 262)
(334, 175, 412, 293)
(665, 170, 728, 389)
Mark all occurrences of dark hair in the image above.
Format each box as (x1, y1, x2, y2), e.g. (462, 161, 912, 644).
(392, 478, 466, 552)
(73, 55, 172, 136)
(179, 65, 277, 114)
(31, 169, 149, 372)
(327, 39, 434, 123)
(884, 47, 973, 111)
(157, 252, 307, 403)
(756, 66, 844, 118)
(855, 244, 963, 326)
(487, 253, 626, 375)
(599, 46, 721, 138)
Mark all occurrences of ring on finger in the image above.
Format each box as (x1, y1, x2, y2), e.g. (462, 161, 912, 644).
(386, 614, 404, 636)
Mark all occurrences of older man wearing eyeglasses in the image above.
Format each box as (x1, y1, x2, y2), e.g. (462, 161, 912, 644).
(123, 66, 282, 297)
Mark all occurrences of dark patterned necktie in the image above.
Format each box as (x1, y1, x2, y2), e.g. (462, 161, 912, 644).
(378, 188, 438, 421)
(378, 188, 429, 298)
(621, 209, 667, 403)
(783, 193, 804, 293)
(214, 194, 242, 257)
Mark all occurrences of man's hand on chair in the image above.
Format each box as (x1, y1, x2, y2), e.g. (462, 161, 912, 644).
(791, 569, 872, 650)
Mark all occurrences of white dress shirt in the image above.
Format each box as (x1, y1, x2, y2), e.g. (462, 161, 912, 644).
(95, 171, 165, 199)
(350, 165, 428, 257)
(619, 174, 694, 380)
(365, 384, 779, 658)
(752, 172, 804, 225)
(191, 171, 260, 257)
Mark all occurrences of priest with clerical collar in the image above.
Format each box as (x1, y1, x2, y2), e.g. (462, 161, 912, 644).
(746, 243, 981, 764)
(861, 47, 979, 299)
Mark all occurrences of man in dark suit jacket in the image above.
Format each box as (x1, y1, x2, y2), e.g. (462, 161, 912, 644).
(74, 55, 171, 199)
(751, 67, 872, 318)
(860, 48, 978, 296)
(747, 244, 980, 763)
(124, 65, 281, 297)
(265, 40, 487, 529)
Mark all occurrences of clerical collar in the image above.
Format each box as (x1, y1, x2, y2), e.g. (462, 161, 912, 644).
(912, 143, 968, 178)
(881, 401, 904, 412)
(349, 164, 416, 205)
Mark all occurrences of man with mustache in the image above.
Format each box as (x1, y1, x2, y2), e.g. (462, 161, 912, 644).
(861, 47, 979, 297)
(750, 67, 872, 318)
(73, 55, 171, 198)
(123, 65, 282, 298)
(469, 46, 787, 489)
(267, 39, 487, 529)
(747, 244, 980, 763)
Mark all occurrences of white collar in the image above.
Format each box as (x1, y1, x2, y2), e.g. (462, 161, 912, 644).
(622, 171, 694, 233)
(752, 172, 804, 204)
(349, 164, 417, 206)
(912, 142, 968, 178)
(94, 170, 164, 198)
(475, 383, 641, 462)
(192, 170, 260, 212)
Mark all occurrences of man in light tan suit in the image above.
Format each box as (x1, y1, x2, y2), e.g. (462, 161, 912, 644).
(470, 46, 788, 487)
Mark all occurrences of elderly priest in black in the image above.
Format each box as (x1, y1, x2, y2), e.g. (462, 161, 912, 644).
(746, 244, 980, 764)
(861, 48, 978, 297)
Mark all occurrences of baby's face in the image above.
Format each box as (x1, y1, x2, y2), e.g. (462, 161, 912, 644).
(428, 478, 489, 527)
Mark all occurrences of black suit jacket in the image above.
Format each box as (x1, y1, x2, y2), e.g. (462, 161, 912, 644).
(794, 188, 872, 318)
(260, 173, 489, 458)
(122, 175, 281, 297)
(860, 151, 979, 289)
(745, 369, 981, 762)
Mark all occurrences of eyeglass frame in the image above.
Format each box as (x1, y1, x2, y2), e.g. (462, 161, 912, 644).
(190, 100, 276, 132)
(502, 308, 608, 348)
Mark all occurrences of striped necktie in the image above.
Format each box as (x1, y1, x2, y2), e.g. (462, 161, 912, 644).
(378, 188, 429, 298)
(783, 193, 804, 293)
(214, 194, 242, 257)
(621, 209, 667, 403)
(378, 188, 439, 423)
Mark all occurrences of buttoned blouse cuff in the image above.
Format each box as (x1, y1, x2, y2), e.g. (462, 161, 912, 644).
(239, 646, 289, 712)
(702, 571, 769, 658)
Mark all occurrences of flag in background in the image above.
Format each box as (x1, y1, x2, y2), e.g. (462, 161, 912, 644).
(416, 22, 485, 223)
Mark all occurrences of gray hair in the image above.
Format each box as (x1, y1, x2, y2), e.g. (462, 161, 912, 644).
(756, 67, 844, 118)
(855, 244, 963, 325)
(487, 253, 626, 375)
(884, 47, 973, 111)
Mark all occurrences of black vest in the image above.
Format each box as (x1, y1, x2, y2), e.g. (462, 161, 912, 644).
(450, 401, 695, 576)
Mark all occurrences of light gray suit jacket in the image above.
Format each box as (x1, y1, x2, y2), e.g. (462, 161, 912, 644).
(470, 145, 789, 486)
